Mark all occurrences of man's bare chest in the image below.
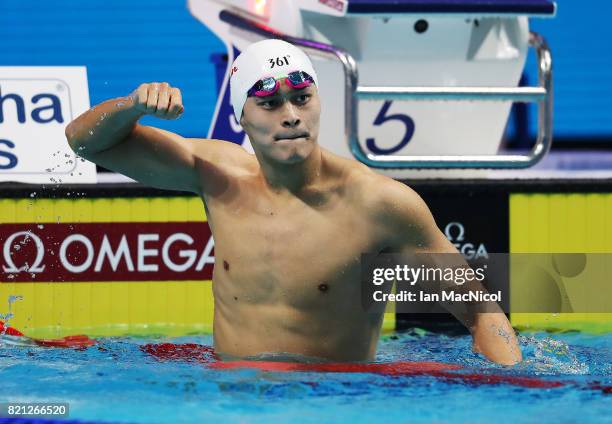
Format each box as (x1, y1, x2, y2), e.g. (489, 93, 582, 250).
(206, 192, 384, 307)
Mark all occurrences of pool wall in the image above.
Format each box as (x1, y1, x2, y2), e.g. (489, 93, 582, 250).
(1, 180, 610, 337)
(510, 192, 612, 333)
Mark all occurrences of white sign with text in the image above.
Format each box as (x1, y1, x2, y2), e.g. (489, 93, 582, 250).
(0, 67, 96, 183)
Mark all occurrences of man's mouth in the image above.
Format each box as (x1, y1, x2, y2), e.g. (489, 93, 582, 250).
(274, 132, 309, 141)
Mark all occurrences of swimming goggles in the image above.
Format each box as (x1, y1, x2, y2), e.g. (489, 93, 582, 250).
(247, 71, 315, 97)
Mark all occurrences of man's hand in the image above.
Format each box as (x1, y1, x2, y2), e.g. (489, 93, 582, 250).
(130, 82, 184, 120)
(470, 313, 522, 365)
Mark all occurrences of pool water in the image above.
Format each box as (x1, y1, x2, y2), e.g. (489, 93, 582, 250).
(1, 331, 610, 424)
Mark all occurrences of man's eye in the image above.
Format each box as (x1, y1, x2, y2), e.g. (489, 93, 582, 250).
(295, 94, 310, 104)
(259, 100, 278, 108)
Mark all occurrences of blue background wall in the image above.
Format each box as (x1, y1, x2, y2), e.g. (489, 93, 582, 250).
(527, 0, 612, 141)
(0, 0, 224, 138)
(1, 0, 610, 143)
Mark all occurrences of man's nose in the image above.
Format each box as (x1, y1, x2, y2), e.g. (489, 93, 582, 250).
(281, 103, 301, 128)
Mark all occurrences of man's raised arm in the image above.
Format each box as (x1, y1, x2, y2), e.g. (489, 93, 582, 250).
(65, 82, 217, 194)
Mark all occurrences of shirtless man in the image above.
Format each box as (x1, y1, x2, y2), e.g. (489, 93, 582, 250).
(65, 39, 522, 365)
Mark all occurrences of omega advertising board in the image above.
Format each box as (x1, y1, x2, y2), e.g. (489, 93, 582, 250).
(1, 222, 215, 282)
(0, 196, 215, 338)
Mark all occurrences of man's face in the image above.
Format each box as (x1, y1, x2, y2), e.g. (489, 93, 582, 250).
(240, 79, 321, 164)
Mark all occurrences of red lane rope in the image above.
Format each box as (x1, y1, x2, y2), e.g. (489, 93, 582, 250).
(0, 320, 25, 337)
(1, 321, 97, 348)
(140, 343, 574, 390)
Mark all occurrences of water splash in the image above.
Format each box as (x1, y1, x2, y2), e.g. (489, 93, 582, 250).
(518, 334, 589, 375)
(0, 295, 24, 339)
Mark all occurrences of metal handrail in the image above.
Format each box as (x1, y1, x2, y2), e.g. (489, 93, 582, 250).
(219, 10, 553, 169)
(356, 86, 546, 102)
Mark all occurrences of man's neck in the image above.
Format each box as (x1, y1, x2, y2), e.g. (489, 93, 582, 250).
(257, 146, 325, 196)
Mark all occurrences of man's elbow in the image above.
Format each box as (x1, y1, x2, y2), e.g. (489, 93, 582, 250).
(65, 121, 93, 157)
(65, 121, 79, 150)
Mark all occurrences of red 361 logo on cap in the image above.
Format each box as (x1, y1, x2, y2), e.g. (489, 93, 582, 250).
(230, 66, 238, 76)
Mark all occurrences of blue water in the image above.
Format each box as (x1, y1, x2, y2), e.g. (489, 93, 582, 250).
(0, 331, 610, 424)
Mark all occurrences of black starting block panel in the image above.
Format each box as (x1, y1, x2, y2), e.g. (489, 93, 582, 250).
(346, 0, 556, 16)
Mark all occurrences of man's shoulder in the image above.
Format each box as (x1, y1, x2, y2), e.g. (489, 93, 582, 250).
(188, 137, 252, 159)
(189, 137, 257, 175)
(342, 161, 418, 207)
(341, 161, 432, 230)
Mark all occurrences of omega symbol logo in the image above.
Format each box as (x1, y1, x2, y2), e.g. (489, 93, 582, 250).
(2, 231, 46, 273)
(444, 222, 488, 260)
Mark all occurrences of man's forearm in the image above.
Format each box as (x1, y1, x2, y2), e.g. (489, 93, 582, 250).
(422, 269, 522, 365)
(65, 95, 143, 155)
(442, 282, 523, 365)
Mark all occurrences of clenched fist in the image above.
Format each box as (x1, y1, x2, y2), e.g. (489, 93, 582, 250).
(130, 82, 184, 120)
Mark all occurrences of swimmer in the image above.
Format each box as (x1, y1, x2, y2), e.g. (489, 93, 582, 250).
(65, 39, 522, 365)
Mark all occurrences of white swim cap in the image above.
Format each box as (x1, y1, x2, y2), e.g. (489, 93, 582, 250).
(229, 39, 319, 122)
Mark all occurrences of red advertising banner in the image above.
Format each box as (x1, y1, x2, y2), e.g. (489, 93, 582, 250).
(1, 223, 214, 282)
